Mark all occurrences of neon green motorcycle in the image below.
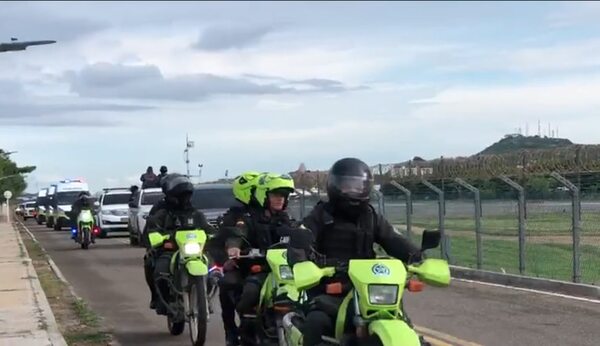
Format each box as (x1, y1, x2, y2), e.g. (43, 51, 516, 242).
(72, 209, 98, 249)
(282, 230, 450, 346)
(148, 228, 210, 346)
(232, 243, 300, 346)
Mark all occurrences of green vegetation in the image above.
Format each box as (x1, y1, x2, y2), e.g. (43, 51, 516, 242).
(389, 212, 600, 236)
(0, 149, 35, 197)
(438, 236, 600, 285)
(478, 134, 573, 155)
(393, 217, 600, 285)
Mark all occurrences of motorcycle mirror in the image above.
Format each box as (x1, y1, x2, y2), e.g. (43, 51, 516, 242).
(421, 230, 441, 251)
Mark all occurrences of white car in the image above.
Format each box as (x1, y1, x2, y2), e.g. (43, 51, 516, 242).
(20, 201, 36, 220)
(128, 188, 164, 246)
(97, 188, 132, 238)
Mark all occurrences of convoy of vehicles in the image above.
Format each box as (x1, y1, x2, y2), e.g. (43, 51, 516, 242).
(20, 179, 450, 346)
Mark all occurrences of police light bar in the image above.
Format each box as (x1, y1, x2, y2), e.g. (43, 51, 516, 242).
(60, 178, 84, 183)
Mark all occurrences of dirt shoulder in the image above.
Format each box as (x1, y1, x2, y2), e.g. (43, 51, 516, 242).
(18, 224, 115, 346)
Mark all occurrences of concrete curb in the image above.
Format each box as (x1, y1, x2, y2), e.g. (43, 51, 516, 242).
(451, 265, 600, 300)
(17, 221, 121, 346)
(12, 222, 68, 346)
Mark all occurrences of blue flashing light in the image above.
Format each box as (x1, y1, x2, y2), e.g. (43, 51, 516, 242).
(70, 228, 77, 235)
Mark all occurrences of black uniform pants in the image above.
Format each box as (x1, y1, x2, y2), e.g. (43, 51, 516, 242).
(218, 270, 243, 333)
(144, 250, 172, 307)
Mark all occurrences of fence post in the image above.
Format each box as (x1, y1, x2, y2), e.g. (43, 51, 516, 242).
(373, 190, 385, 217)
(390, 181, 413, 240)
(498, 175, 526, 275)
(421, 179, 449, 261)
(455, 178, 483, 269)
(550, 172, 582, 283)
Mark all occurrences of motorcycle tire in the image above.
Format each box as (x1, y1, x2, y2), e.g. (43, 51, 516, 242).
(81, 230, 90, 249)
(188, 275, 208, 346)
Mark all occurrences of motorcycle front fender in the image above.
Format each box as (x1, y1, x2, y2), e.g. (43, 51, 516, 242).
(368, 320, 421, 346)
(185, 259, 208, 276)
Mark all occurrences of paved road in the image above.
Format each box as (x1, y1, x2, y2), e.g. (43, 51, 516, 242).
(24, 220, 600, 346)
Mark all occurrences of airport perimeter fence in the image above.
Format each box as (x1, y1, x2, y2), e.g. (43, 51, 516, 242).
(289, 146, 600, 286)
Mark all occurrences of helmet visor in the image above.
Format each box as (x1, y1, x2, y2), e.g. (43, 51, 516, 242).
(328, 174, 373, 200)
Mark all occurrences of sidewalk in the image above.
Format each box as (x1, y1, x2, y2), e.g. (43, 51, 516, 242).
(0, 221, 67, 346)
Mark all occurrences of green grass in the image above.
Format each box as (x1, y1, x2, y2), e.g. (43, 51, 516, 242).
(420, 235, 600, 285)
(72, 299, 100, 328)
(388, 212, 600, 236)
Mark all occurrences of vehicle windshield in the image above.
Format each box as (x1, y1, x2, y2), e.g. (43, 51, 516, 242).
(55, 191, 83, 205)
(25, 203, 36, 208)
(192, 188, 240, 210)
(142, 192, 163, 205)
(102, 193, 131, 205)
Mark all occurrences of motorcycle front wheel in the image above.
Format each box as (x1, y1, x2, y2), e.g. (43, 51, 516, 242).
(81, 229, 90, 249)
(188, 275, 208, 346)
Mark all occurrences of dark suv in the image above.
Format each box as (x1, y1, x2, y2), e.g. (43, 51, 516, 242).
(192, 183, 241, 227)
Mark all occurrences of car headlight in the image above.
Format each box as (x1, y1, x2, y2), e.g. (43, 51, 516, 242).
(183, 242, 202, 256)
(279, 265, 294, 280)
(101, 210, 111, 215)
(368, 285, 399, 305)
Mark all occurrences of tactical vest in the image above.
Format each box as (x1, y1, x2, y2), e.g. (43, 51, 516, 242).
(314, 202, 377, 261)
(247, 211, 292, 250)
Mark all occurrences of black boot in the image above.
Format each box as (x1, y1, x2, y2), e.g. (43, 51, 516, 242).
(225, 328, 240, 346)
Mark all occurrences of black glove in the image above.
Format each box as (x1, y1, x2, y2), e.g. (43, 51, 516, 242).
(288, 227, 314, 250)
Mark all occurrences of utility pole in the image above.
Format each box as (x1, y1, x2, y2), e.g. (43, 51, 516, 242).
(184, 134, 194, 177)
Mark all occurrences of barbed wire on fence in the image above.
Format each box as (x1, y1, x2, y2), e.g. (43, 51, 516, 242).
(387, 145, 600, 183)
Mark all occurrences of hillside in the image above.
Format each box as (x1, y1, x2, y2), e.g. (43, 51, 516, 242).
(477, 134, 573, 155)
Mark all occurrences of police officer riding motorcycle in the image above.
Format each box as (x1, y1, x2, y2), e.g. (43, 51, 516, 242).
(287, 158, 428, 346)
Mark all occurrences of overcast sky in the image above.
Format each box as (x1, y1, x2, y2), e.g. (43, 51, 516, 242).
(2, 1, 600, 192)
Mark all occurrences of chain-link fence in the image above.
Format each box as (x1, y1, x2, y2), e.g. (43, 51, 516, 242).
(289, 147, 600, 285)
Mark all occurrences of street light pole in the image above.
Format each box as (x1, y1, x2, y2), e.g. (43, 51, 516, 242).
(198, 164, 203, 181)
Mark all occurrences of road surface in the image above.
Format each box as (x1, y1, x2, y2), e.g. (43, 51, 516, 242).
(24, 220, 600, 346)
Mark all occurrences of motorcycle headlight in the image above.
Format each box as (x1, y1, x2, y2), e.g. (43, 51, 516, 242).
(183, 242, 202, 256)
(368, 285, 399, 305)
(279, 265, 294, 280)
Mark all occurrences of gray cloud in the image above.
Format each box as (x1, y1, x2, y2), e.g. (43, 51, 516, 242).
(194, 24, 274, 51)
(67, 63, 361, 101)
(0, 78, 151, 126)
(0, 3, 107, 42)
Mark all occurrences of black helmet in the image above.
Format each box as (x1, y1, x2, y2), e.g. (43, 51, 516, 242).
(161, 173, 194, 206)
(327, 158, 373, 203)
(160, 166, 168, 174)
(78, 191, 91, 198)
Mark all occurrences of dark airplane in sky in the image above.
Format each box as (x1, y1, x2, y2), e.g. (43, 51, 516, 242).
(0, 37, 56, 53)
